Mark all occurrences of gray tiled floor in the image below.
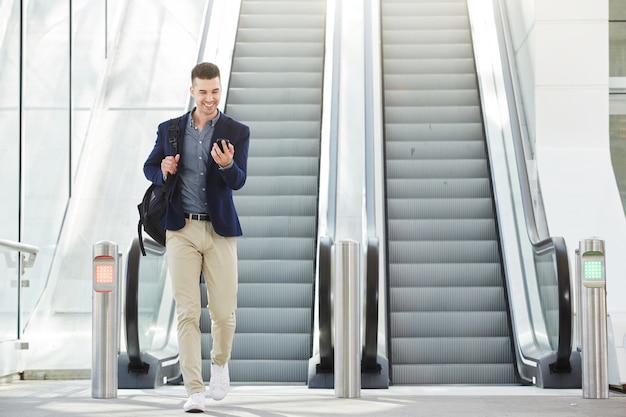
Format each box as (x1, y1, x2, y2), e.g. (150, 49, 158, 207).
(1, 380, 625, 417)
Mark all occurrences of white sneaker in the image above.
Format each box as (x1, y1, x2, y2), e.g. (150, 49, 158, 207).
(183, 392, 205, 413)
(208, 363, 230, 401)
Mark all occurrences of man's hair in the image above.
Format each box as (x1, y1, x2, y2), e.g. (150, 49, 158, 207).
(191, 62, 220, 84)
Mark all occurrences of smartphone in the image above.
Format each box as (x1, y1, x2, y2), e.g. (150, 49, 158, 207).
(217, 139, 230, 152)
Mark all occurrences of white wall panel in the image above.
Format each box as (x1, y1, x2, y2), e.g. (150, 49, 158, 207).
(535, 86, 609, 148)
(536, 0, 607, 21)
(535, 21, 608, 86)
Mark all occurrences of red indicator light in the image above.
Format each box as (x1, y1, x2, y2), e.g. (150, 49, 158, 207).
(94, 256, 115, 291)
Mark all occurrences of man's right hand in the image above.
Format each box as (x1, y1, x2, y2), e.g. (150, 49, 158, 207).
(162, 154, 180, 180)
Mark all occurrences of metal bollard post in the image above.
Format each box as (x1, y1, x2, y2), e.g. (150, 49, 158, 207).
(578, 238, 608, 399)
(92, 241, 120, 399)
(333, 240, 361, 398)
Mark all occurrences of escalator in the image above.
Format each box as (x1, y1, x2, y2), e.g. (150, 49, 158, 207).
(209, 0, 327, 383)
(381, 0, 516, 384)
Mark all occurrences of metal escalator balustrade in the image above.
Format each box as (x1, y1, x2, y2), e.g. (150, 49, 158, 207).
(381, 0, 516, 385)
(199, 0, 327, 384)
(484, 0, 575, 384)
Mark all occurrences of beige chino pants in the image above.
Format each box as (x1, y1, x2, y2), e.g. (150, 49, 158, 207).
(166, 219, 238, 395)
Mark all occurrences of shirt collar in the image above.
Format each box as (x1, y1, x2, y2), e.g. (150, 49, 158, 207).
(190, 108, 220, 128)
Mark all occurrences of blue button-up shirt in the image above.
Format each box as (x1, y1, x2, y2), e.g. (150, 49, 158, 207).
(179, 110, 220, 215)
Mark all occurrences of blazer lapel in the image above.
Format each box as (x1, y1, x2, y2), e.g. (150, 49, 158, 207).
(212, 112, 230, 145)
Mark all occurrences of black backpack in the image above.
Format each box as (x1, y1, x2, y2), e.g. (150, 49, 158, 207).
(137, 117, 181, 256)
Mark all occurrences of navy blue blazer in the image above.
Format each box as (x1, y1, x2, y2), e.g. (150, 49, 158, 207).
(143, 110, 250, 237)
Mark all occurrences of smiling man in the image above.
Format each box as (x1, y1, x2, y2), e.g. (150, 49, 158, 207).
(143, 62, 250, 413)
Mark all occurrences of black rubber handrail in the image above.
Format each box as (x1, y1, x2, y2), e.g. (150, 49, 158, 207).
(124, 238, 147, 372)
(124, 237, 166, 374)
(362, 237, 381, 373)
(547, 236, 573, 373)
(317, 236, 333, 373)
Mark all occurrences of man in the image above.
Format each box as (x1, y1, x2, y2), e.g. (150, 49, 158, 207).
(143, 62, 249, 413)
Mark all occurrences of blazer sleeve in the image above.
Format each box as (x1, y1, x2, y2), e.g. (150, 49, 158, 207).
(218, 121, 250, 191)
(143, 117, 183, 185)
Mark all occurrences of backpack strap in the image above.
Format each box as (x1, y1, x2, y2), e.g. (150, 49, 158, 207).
(168, 116, 182, 155)
(163, 116, 183, 193)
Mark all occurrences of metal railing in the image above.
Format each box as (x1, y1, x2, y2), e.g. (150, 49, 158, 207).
(0, 239, 39, 276)
(0, 239, 39, 341)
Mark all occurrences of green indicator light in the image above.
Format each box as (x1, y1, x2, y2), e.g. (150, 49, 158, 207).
(583, 260, 603, 280)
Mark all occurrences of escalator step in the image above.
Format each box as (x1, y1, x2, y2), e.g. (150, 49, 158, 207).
(392, 363, 516, 385)
(391, 336, 513, 364)
(389, 262, 502, 287)
(391, 311, 509, 338)
(388, 218, 496, 241)
(386, 198, 494, 219)
(389, 286, 507, 312)
(388, 240, 500, 264)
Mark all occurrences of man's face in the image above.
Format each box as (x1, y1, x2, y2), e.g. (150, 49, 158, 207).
(190, 77, 221, 119)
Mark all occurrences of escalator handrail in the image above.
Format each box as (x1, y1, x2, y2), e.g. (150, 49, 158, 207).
(317, 236, 333, 372)
(124, 237, 166, 373)
(548, 236, 573, 372)
(492, 0, 573, 372)
(362, 237, 380, 372)
(124, 237, 147, 372)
